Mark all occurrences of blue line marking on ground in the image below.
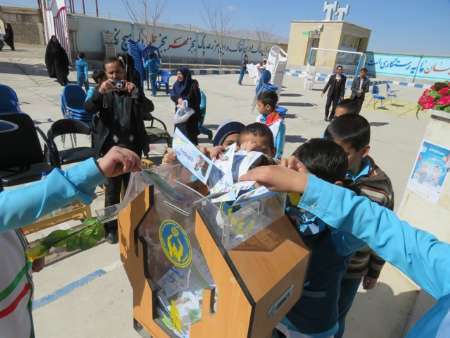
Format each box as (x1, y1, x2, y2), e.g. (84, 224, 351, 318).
(33, 269, 107, 310)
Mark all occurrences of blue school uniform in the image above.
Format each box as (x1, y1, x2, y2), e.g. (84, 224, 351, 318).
(299, 174, 450, 338)
(75, 58, 89, 91)
(284, 194, 365, 337)
(257, 112, 286, 160)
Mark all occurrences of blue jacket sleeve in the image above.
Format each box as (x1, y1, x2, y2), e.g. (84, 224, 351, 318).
(299, 175, 450, 299)
(274, 121, 286, 160)
(0, 158, 104, 232)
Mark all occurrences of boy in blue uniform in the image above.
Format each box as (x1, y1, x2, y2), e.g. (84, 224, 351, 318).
(256, 91, 286, 160)
(242, 163, 450, 338)
(280, 139, 365, 338)
(75, 52, 89, 91)
(324, 115, 394, 338)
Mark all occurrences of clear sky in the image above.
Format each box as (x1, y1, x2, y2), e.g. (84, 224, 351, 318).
(4, 0, 450, 56)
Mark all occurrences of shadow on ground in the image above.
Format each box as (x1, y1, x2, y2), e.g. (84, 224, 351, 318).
(278, 102, 315, 107)
(0, 61, 48, 77)
(345, 282, 418, 338)
(280, 93, 302, 97)
(284, 114, 297, 119)
(370, 122, 389, 127)
(285, 135, 308, 143)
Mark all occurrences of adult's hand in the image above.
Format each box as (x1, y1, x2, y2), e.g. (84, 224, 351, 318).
(125, 81, 136, 93)
(98, 79, 115, 94)
(240, 165, 308, 193)
(97, 146, 142, 177)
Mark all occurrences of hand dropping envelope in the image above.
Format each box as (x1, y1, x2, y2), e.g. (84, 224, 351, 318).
(173, 128, 224, 185)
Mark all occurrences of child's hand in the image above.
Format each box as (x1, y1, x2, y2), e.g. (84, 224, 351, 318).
(32, 257, 45, 273)
(204, 146, 226, 160)
(162, 148, 177, 164)
(363, 276, 378, 290)
(240, 165, 308, 193)
(280, 156, 303, 171)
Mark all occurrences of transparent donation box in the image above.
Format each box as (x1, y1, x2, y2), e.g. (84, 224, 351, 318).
(118, 165, 310, 338)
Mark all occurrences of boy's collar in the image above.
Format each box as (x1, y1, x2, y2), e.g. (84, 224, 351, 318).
(346, 157, 372, 182)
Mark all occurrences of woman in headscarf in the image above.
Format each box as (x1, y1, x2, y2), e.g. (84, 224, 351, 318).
(45, 35, 69, 86)
(170, 67, 201, 144)
(4, 23, 14, 51)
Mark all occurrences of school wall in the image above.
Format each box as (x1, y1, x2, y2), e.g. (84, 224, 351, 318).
(67, 14, 283, 65)
(0, 6, 45, 45)
(366, 52, 450, 82)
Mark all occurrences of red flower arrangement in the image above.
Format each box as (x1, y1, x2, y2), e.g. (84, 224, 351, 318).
(417, 81, 450, 113)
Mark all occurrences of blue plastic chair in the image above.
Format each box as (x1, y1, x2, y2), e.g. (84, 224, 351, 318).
(0, 84, 21, 114)
(61, 85, 91, 123)
(156, 70, 171, 94)
(371, 85, 386, 109)
(386, 83, 397, 102)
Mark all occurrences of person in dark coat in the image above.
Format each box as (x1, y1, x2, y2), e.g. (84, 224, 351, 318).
(84, 57, 154, 243)
(350, 67, 370, 114)
(238, 54, 248, 85)
(322, 65, 347, 121)
(117, 53, 143, 94)
(170, 67, 201, 144)
(45, 35, 69, 86)
(4, 23, 14, 51)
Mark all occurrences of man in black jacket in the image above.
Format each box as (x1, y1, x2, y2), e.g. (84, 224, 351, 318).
(350, 67, 370, 114)
(85, 57, 153, 243)
(322, 65, 346, 121)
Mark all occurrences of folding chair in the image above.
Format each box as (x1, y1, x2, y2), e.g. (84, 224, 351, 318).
(0, 113, 52, 189)
(371, 85, 386, 109)
(46, 119, 96, 167)
(386, 83, 398, 103)
(156, 70, 171, 94)
(0, 84, 21, 114)
(143, 113, 172, 147)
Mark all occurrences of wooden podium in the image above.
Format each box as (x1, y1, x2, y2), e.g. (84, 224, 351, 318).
(118, 184, 310, 338)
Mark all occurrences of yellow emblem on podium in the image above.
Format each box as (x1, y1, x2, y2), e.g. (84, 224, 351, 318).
(159, 220, 192, 268)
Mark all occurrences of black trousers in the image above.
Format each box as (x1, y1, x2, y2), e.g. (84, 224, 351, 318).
(354, 95, 365, 114)
(104, 173, 130, 233)
(325, 95, 340, 120)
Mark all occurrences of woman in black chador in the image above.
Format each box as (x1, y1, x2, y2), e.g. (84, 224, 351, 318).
(45, 35, 69, 86)
(4, 23, 15, 51)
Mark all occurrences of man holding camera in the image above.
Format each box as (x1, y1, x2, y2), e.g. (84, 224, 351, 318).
(85, 57, 154, 243)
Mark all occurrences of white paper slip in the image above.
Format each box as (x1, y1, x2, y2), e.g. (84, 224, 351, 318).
(172, 128, 224, 185)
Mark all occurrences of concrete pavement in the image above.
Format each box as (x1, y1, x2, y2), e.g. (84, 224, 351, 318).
(1, 44, 431, 338)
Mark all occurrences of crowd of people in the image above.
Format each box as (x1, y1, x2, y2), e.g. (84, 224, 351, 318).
(1, 38, 450, 338)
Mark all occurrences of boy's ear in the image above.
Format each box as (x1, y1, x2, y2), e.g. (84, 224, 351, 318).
(361, 145, 370, 158)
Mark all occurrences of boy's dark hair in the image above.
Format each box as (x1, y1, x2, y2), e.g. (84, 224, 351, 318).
(336, 98, 359, 115)
(293, 138, 348, 183)
(257, 90, 278, 109)
(78, 52, 86, 59)
(336, 65, 343, 70)
(360, 67, 368, 72)
(324, 115, 371, 151)
(103, 57, 124, 69)
(241, 122, 275, 150)
(92, 69, 106, 84)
